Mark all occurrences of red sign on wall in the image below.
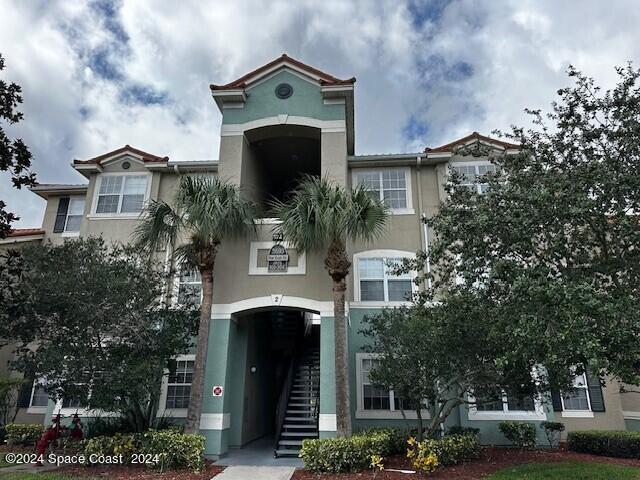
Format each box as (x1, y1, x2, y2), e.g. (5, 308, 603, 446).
(212, 385, 223, 397)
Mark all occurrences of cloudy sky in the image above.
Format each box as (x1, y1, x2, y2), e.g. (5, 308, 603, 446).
(1, 0, 639, 227)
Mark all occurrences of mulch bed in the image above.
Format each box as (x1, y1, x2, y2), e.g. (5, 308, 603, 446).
(56, 461, 225, 479)
(291, 447, 640, 480)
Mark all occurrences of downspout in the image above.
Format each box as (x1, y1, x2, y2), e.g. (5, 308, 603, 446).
(416, 156, 432, 289)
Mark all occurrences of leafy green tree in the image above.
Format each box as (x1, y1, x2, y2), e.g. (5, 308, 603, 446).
(362, 299, 537, 441)
(272, 175, 388, 437)
(0, 53, 36, 238)
(406, 64, 640, 395)
(133, 175, 257, 434)
(0, 238, 197, 431)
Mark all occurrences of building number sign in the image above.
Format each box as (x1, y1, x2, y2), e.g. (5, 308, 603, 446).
(267, 244, 289, 272)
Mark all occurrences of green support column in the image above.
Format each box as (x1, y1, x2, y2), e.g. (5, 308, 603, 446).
(200, 318, 238, 458)
(319, 316, 337, 438)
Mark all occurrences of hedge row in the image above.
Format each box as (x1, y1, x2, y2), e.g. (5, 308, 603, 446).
(567, 430, 640, 459)
(299, 428, 407, 473)
(300, 429, 480, 474)
(4, 424, 45, 444)
(82, 430, 205, 472)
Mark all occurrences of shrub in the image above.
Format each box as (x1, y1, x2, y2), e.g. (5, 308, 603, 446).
(299, 428, 407, 473)
(567, 431, 640, 459)
(82, 430, 205, 472)
(4, 423, 45, 444)
(540, 421, 565, 448)
(447, 426, 480, 437)
(85, 417, 136, 439)
(499, 421, 537, 449)
(407, 433, 481, 469)
(141, 429, 205, 472)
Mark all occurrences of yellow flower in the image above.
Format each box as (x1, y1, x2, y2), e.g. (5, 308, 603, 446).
(370, 454, 384, 471)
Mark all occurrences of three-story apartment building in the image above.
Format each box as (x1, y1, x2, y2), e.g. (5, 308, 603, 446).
(2, 54, 639, 458)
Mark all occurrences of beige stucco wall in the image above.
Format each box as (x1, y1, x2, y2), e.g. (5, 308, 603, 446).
(321, 131, 348, 186)
(559, 378, 627, 438)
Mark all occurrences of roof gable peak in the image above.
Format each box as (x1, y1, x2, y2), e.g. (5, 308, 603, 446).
(426, 132, 520, 153)
(210, 53, 356, 91)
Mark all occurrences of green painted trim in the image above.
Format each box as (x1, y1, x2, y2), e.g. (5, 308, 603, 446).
(201, 428, 229, 457)
(222, 71, 345, 125)
(320, 316, 336, 415)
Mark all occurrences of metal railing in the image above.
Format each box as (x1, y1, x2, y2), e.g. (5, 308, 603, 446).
(274, 356, 295, 455)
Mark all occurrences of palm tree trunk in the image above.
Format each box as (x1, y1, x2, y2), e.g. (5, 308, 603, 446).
(326, 239, 352, 437)
(185, 266, 214, 434)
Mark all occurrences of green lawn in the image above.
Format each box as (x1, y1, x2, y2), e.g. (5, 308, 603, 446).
(0, 455, 10, 468)
(487, 462, 640, 479)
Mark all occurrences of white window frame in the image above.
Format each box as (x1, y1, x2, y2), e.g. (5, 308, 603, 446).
(355, 353, 429, 420)
(351, 167, 414, 215)
(61, 196, 85, 237)
(352, 250, 416, 307)
(172, 267, 203, 306)
(560, 372, 594, 418)
(448, 161, 497, 194)
(158, 354, 195, 418)
(27, 381, 49, 414)
(89, 172, 152, 219)
(248, 241, 307, 275)
(467, 391, 546, 421)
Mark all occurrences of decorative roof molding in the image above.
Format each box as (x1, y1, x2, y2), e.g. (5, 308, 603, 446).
(30, 184, 88, 199)
(426, 132, 520, 154)
(0, 228, 45, 244)
(71, 145, 169, 178)
(209, 53, 355, 91)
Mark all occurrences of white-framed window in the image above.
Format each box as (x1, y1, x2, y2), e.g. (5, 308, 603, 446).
(176, 268, 202, 306)
(64, 197, 85, 233)
(352, 168, 414, 214)
(468, 390, 546, 421)
(28, 381, 48, 411)
(561, 372, 591, 411)
(353, 250, 415, 303)
(165, 359, 194, 409)
(93, 173, 149, 215)
(158, 354, 195, 416)
(449, 162, 497, 194)
(355, 353, 428, 420)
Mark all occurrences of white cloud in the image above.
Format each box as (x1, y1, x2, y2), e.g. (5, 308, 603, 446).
(1, 0, 639, 227)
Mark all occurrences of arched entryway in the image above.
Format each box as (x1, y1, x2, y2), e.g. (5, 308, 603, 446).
(218, 304, 322, 465)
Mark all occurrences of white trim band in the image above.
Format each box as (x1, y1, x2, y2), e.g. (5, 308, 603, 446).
(318, 414, 337, 432)
(220, 116, 346, 136)
(623, 411, 640, 420)
(200, 413, 231, 430)
(212, 296, 334, 318)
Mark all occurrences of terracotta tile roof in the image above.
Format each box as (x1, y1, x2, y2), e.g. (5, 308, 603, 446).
(426, 132, 520, 153)
(73, 145, 169, 165)
(7, 228, 45, 238)
(209, 53, 356, 91)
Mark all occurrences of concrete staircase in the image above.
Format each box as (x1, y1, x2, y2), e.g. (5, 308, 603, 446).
(274, 348, 320, 457)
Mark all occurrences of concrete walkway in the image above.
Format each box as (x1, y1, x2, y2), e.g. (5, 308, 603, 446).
(214, 465, 296, 480)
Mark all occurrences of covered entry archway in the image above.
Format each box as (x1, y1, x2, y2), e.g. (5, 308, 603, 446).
(201, 297, 336, 461)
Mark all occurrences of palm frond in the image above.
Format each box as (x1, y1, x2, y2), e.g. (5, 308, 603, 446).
(132, 200, 183, 255)
(272, 175, 389, 252)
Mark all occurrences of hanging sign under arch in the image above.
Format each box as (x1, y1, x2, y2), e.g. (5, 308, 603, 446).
(267, 244, 289, 272)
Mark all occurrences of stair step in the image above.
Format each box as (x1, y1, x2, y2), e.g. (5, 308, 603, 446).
(282, 424, 317, 430)
(284, 416, 316, 422)
(275, 449, 300, 457)
(286, 409, 313, 414)
(280, 431, 318, 438)
(279, 440, 304, 446)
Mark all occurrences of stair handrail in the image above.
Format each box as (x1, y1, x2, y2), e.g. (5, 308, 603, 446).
(274, 355, 296, 454)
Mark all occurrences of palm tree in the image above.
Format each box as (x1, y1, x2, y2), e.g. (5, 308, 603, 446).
(272, 176, 388, 437)
(133, 175, 256, 434)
